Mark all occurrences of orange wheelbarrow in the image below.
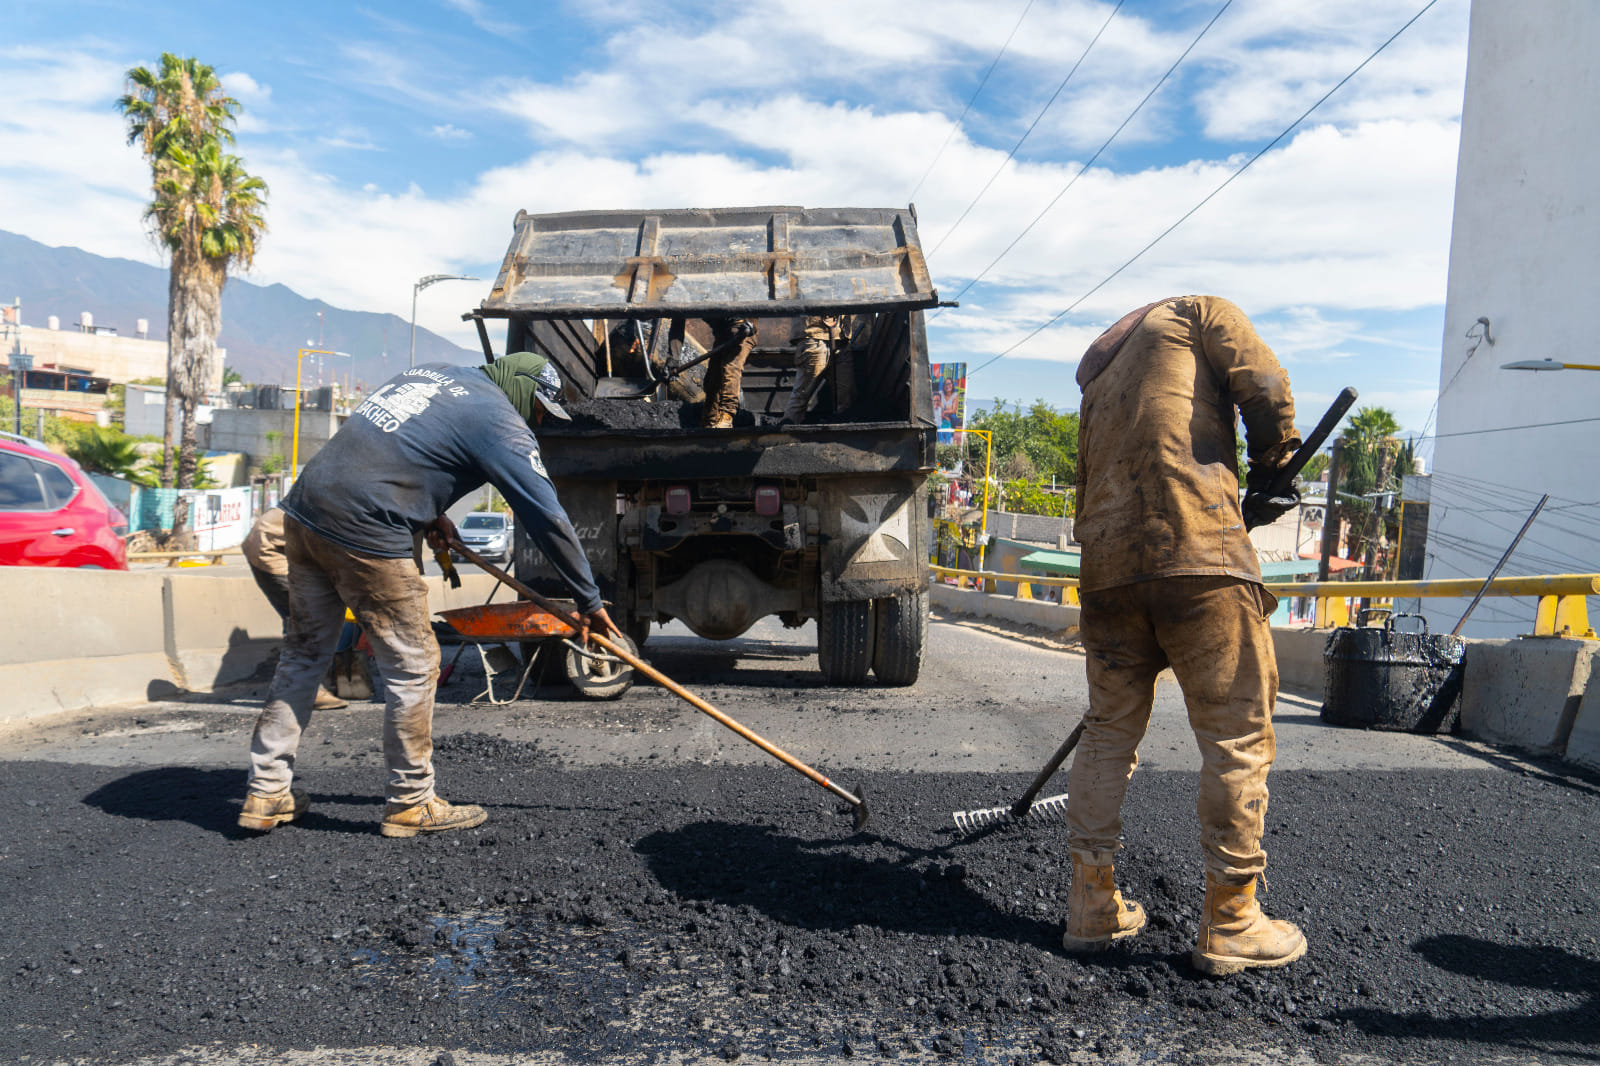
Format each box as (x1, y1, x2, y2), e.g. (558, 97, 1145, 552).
(435, 601, 639, 701)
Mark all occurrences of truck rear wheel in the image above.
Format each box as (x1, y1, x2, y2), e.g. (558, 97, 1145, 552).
(818, 599, 876, 685)
(872, 588, 927, 686)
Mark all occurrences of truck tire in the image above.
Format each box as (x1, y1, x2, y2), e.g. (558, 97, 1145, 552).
(818, 599, 876, 685)
(625, 615, 652, 650)
(872, 588, 928, 686)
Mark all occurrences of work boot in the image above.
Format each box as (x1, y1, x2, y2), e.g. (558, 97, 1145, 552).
(313, 687, 348, 710)
(704, 410, 733, 430)
(1192, 875, 1308, 976)
(1061, 853, 1146, 951)
(380, 796, 488, 839)
(237, 789, 309, 832)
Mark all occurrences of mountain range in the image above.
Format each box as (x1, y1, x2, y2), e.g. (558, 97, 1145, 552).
(0, 229, 480, 389)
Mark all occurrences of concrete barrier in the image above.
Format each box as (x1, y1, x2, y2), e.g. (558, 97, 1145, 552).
(1459, 637, 1598, 756)
(1563, 668, 1600, 772)
(931, 582, 1330, 696)
(0, 566, 500, 724)
(930, 583, 1080, 633)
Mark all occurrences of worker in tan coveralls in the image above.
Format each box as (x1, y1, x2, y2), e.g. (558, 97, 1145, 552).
(1062, 295, 1307, 976)
(700, 315, 849, 428)
(700, 317, 760, 429)
(780, 315, 846, 425)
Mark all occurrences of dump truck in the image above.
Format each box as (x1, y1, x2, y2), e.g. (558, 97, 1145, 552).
(465, 206, 939, 685)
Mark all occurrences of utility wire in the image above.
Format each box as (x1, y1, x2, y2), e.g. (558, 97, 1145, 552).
(938, 0, 1219, 301)
(967, 0, 1444, 376)
(926, 0, 1125, 258)
(908, 0, 1038, 205)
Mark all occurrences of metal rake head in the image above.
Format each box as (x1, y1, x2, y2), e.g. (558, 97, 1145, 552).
(951, 792, 1070, 836)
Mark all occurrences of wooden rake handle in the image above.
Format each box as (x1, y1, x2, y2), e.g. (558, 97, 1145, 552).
(445, 539, 870, 827)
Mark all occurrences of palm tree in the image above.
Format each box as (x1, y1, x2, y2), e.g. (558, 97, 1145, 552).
(1337, 406, 1405, 565)
(146, 137, 267, 490)
(67, 426, 146, 480)
(120, 54, 266, 534)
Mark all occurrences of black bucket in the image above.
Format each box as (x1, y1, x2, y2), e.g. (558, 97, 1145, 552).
(1321, 612, 1465, 734)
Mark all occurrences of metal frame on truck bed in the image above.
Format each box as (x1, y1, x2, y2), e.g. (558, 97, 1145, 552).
(466, 206, 940, 686)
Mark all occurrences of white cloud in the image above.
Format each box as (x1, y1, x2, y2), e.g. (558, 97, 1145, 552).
(0, 2, 1470, 375)
(221, 70, 271, 105)
(444, 0, 522, 36)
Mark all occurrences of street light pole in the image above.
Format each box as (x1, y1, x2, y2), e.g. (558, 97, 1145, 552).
(292, 348, 351, 478)
(409, 273, 480, 368)
(1501, 359, 1600, 372)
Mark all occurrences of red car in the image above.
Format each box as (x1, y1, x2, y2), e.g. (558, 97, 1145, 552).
(0, 434, 129, 569)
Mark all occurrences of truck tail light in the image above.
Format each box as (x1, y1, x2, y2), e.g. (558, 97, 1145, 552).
(754, 485, 781, 516)
(665, 486, 691, 515)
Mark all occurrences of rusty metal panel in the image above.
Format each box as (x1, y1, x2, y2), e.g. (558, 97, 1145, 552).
(481, 207, 938, 320)
(818, 476, 931, 602)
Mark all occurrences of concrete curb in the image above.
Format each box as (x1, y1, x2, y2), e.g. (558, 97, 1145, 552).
(0, 568, 501, 724)
(931, 581, 1600, 761)
(931, 582, 1329, 694)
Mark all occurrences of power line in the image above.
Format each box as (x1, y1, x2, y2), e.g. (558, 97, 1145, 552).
(967, 0, 1444, 377)
(938, 0, 1221, 300)
(1422, 414, 1600, 442)
(926, 0, 1125, 258)
(908, 0, 1038, 205)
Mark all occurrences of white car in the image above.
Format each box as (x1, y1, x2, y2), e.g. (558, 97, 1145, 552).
(454, 511, 513, 564)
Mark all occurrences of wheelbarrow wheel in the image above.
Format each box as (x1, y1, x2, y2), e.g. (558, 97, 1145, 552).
(566, 633, 639, 700)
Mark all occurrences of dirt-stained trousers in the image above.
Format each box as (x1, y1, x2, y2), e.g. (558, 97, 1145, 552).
(247, 517, 441, 805)
(701, 330, 759, 427)
(1066, 575, 1279, 884)
(781, 335, 831, 423)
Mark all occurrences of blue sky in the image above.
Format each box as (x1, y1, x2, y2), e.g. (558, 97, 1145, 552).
(0, 0, 1469, 438)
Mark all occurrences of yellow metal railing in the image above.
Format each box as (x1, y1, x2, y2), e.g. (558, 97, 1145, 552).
(929, 566, 1599, 638)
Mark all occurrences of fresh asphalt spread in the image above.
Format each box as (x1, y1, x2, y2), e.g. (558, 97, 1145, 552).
(5, 719, 1599, 1064)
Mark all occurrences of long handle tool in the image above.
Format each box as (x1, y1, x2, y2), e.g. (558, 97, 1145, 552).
(1244, 386, 1359, 530)
(446, 539, 871, 830)
(952, 718, 1085, 835)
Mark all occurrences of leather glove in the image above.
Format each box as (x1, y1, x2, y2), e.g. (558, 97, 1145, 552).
(1242, 478, 1302, 530)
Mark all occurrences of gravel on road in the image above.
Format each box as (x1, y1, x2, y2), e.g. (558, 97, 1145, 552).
(4, 732, 1599, 1065)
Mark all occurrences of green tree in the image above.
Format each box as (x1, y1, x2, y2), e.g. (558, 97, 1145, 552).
(968, 400, 1079, 486)
(120, 53, 267, 536)
(222, 365, 244, 386)
(66, 426, 146, 480)
(1335, 406, 1409, 562)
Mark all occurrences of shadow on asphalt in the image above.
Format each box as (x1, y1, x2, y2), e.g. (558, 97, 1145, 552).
(82, 766, 380, 838)
(1434, 738, 1600, 799)
(1335, 934, 1600, 1059)
(633, 818, 1177, 977)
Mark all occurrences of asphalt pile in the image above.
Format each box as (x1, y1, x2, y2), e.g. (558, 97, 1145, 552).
(4, 735, 1598, 1064)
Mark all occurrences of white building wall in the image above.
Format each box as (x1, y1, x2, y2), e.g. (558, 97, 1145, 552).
(1426, 0, 1600, 638)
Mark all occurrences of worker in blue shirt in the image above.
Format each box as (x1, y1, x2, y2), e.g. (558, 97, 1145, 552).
(239, 352, 618, 838)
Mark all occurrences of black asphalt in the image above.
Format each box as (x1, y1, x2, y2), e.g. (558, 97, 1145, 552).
(5, 731, 1599, 1064)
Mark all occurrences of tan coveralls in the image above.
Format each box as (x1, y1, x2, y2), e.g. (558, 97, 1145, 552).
(701, 319, 760, 428)
(781, 316, 845, 424)
(1069, 295, 1299, 884)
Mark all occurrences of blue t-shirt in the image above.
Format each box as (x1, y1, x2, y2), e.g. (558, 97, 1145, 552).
(281, 363, 602, 613)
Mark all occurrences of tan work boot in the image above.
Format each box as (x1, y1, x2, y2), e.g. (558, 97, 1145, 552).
(1061, 853, 1147, 951)
(313, 687, 348, 710)
(380, 796, 488, 838)
(1192, 875, 1308, 976)
(238, 789, 309, 832)
(703, 410, 733, 429)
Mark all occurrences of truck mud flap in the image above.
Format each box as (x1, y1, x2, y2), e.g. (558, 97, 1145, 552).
(819, 476, 929, 603)
(513, 479, 621, 604)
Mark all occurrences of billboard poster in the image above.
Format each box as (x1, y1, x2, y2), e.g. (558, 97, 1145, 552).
(931, 362, 966, 444)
